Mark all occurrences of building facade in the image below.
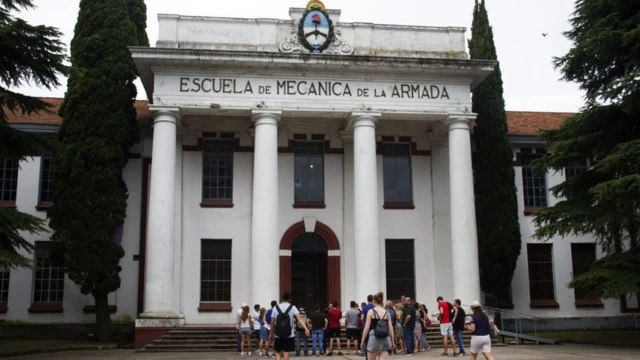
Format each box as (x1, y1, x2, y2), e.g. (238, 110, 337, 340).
(2, 1, 637, 346)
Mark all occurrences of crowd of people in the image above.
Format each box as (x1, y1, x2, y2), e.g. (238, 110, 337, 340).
(236, 293, 496, 360)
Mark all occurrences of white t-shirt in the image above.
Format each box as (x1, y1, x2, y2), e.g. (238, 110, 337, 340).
(273, 302, 299, 338)
(253, 311, 261, 330)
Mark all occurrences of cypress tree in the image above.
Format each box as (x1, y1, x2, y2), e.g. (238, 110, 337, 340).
(468, 0, 522, 300)
(49, 0, 148, 341)
(0, 0, 66, 268)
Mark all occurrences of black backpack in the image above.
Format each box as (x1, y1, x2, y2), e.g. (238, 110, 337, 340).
(447, 302, 455, 319)
(275, 304, 294, 338)
(373, 310, 389, 338)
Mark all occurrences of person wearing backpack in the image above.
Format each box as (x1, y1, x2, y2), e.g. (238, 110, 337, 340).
(270, 292, 310, 360)
(360, 292, 395, 360)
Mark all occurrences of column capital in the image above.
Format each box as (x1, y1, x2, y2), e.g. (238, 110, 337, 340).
(251, 109, 282, 125)
(149, 106, 182, 126)
(349, 111, 381, 130)
(446, 113, 476, 131)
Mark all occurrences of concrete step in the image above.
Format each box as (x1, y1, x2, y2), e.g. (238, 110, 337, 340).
(144, 326, 480, 352)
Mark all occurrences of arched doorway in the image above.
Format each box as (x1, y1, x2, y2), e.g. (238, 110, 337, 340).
(280, 221, 340, 310)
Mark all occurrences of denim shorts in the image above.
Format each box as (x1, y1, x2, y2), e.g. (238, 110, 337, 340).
(240, 327, 252, 335)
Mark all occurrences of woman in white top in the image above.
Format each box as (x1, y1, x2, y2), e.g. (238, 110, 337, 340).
(238, 305, 253, 355)
(361, 292, 395, 360)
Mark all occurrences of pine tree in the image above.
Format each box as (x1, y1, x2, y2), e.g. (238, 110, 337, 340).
(0, 0, 66, 268)
(49, 0, 148, 341)
(533, 0, 640, 299)
(468, 0, 522, 300)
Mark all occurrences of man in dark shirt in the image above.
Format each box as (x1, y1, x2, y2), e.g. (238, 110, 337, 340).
(308, 305, 328, 356)
(452, 299, 467, 356)
(402, 297, 416, 355)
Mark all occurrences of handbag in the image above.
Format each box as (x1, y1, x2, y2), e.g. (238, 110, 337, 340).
(489, 323, 498, 339)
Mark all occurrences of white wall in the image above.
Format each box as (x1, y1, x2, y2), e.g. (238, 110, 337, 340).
(3, 155, 141, 323)
(510, 147, 620, 317)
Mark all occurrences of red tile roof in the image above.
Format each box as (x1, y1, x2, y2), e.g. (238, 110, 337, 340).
(4, 98, 574, 136)
(4, 98, 152, 126)
(506, 111, 575, 136)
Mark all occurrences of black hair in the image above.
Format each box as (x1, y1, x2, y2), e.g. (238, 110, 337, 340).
(437, 296, 443, 302)
(455, 299, 461, 306)
(367, 294, 373, 302)
(332, 300, 338, 307)
(254, 304, 260, 311)
(283, 292, 291, 301)
(350, 301, 357, 308)
(314, 305, 320, 311)
(271, 300, 277, 307)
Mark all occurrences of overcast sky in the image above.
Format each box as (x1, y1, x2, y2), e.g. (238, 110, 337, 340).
(14, 0, 583, 112)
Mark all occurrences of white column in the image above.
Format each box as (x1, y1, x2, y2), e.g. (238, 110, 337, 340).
(352, 112, 381, 302)
(251, 110, 282, 305)
(447, 114, 481, 303)
(142, 107, 180, 316)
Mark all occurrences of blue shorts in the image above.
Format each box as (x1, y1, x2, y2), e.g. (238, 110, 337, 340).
(260, 326, 269, 340)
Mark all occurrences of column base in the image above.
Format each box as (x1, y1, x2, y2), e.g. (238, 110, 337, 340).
(135, 312, 184, 348)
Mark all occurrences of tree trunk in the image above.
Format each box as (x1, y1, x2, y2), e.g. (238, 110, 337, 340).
(94, 292, 113, 342)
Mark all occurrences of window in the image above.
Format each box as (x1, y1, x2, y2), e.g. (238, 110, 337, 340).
(32, 241, 65, 304)
(294, 141, 324, 205)
(39, 156, 54, 203)
(571, 243, 597, 302)
(382, 142, 413, 205)
(200, 239, 232, 303)
(0, 267, 9, 304)
(0, 158, 19, 203)
(521, 153, 547, 209)
(385, 239, 415, 300)
(527, 244, 556, 304)
(202, 139, 234, 203)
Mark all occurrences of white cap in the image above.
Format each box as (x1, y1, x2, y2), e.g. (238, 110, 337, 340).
(241, 303, 248, 307)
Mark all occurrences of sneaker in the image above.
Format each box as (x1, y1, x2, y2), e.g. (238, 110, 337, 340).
(425, 346, 431, 350)
(440, 353, 449, 357)
(248, 353, 252, 356)
(338, 352, 344, 356)
(241, 352, 246, 356)
(404, 354, 413, 356)
(458, 353, 466, 357)
(453, 353, 459, 357)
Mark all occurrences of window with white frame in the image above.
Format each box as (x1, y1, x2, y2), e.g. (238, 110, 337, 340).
(521, 153, 547, 208)
(202, 139, 234, 202)
(0, 158, 19, 203)
(32, 241, 65, 304)
(39, 156, 54, 203)
(0, 267, 9, 304)
(382, 142, 413, 204)
(200, 239, 232, 303)
(294, 140, 325, 204)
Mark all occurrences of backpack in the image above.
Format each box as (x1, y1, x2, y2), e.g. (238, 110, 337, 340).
(447, 302, 455, 320)
(296, 312, 308, 330)
(275, 304, 294, 338)
(373, 310, 389, 339)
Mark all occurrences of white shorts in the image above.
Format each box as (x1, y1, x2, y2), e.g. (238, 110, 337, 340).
(439, 323, 453, 336)
(470, 335, 491, 354)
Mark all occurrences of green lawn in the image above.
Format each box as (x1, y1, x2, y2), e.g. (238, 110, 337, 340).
(0, 339, 118, 357)
(531, 330, 640, 346)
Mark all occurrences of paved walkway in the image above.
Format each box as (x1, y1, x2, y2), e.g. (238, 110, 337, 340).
(3, 345, 639, 360)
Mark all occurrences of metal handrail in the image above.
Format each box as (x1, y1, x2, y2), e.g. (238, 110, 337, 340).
(479, 305, 543, 345)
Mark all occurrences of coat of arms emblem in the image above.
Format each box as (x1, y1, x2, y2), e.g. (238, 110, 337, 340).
(298, 0, 334, 53)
